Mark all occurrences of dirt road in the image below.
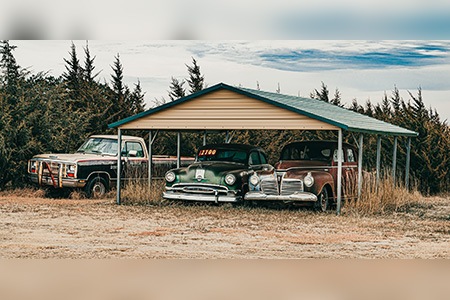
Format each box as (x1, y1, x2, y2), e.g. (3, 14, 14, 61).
(0, 195, 448, 258)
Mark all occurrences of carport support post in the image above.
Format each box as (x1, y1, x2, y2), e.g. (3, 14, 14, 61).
(405, 137, 411, 190)
(116, 129, 122, 205)
(392, 136, 398, 187)
(336, 129, 343, 215)
(376, 135, 382, 187)
(177, 132, 181, 168)
(148, 131, 153, 190)
(357, 134, 363, 199)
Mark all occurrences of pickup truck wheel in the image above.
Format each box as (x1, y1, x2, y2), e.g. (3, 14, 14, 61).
(85, 177, 108, 198)
(314, 187, 329, 212)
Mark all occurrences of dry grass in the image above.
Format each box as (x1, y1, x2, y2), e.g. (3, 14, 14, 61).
(120, 179, 165, 205)
(0, 187, 46, 198)
(344, 173, 424, 216)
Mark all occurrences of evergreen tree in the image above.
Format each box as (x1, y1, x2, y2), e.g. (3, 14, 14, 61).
(62, 42, 85, 109)
(330, 88, 342, 106)
(129, 79, 146, 114)
(0, 40, 20, 86)
(111, 54, 124, 97)
(381, 92, 392, 119)
(390, 85, 402, 113)
(186, 57, 204, 94)
(311, 81, 330, 102)
(62, 42, 83, 98)
(83, 41, 99, 83)
(108, 53, 127, 122)
(168, 77, 186, 101)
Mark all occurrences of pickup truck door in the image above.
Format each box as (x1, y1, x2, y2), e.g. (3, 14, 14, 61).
(121, 141, 148, 179)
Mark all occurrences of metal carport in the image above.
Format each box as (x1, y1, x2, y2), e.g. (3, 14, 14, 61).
(109, 82, 418, 214)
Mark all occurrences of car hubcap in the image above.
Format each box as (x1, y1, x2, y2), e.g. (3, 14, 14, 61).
(92, 182, 105, 197)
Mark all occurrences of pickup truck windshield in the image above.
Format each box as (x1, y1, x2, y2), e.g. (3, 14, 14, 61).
(77, 138, 118, 156)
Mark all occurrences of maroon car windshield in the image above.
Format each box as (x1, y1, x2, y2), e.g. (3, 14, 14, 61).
(280, 143, 332, 161)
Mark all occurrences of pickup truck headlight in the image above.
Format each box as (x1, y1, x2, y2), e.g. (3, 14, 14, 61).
(66, 164, 77, 178)
(304, 172, 314, 188)
(29, 160, 38, 173)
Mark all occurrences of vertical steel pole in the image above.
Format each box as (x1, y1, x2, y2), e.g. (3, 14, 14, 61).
(148, 130, 153, 190)
(357, 134, 363, 200)
(116, 129, 122, 205)
(336, 129, 343, 215)
(203, 131, 207, 146)
(177, 132, 181, 168)
(405, 137, 411, 190)
(392, 136, 398, 187)
(376, 135, 382, 187)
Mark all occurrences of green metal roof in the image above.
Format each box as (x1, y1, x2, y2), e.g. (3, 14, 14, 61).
(109, 82, 418, 137)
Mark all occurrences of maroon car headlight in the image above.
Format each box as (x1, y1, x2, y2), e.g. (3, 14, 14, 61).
(304, 172, 314, 187)
(249, 174, 260, 186)
(225, 174, 236, 185)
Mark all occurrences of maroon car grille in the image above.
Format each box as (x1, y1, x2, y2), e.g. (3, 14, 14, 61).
(280, 179, 304, 195)
(260, 179, 278, 195)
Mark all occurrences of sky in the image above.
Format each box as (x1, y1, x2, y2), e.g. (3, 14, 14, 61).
(12, 40, 450, 122)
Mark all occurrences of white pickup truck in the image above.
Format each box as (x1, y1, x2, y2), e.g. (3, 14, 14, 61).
(28, 135, 194, 197)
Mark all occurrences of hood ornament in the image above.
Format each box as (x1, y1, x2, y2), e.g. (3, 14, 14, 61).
(195, 167, 205, 182)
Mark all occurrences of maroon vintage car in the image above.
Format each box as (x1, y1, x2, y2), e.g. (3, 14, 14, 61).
(245, 141, 358, 211)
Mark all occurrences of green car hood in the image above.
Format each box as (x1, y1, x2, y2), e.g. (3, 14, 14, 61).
(178, 161, 246, 186)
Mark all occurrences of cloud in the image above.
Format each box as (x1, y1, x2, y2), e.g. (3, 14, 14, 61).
(186, 41, 450, 72)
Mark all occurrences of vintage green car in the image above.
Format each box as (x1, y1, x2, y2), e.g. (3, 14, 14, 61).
(163, 143, 275, 203)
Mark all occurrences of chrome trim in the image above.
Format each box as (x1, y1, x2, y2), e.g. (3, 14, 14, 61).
(163, 191, 241, 203)
(260, 179, 279, 195)
(244, 191, 317, 202)
(277, 165, 357, 172)
(172, 183, 230, 191)
(280, 178, 304, 195)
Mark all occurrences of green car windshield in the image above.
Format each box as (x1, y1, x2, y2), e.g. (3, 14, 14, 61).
(197, 148, 247, 164)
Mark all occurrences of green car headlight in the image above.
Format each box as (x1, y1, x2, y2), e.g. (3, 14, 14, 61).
(225, 174, 236, 185)
(165, 171, 176, 183)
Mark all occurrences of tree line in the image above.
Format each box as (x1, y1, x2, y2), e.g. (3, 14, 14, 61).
(0, 40, 146, 188)
(1, 41, 449, 194)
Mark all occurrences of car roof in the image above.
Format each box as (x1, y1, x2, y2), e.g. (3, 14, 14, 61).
(89, 135, 144, 141)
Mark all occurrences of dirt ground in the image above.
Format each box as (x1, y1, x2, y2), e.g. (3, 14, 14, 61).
(0, 194, 448, 258)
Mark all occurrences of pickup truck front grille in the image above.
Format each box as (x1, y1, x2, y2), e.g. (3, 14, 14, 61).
(42, 161, 61, 176)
